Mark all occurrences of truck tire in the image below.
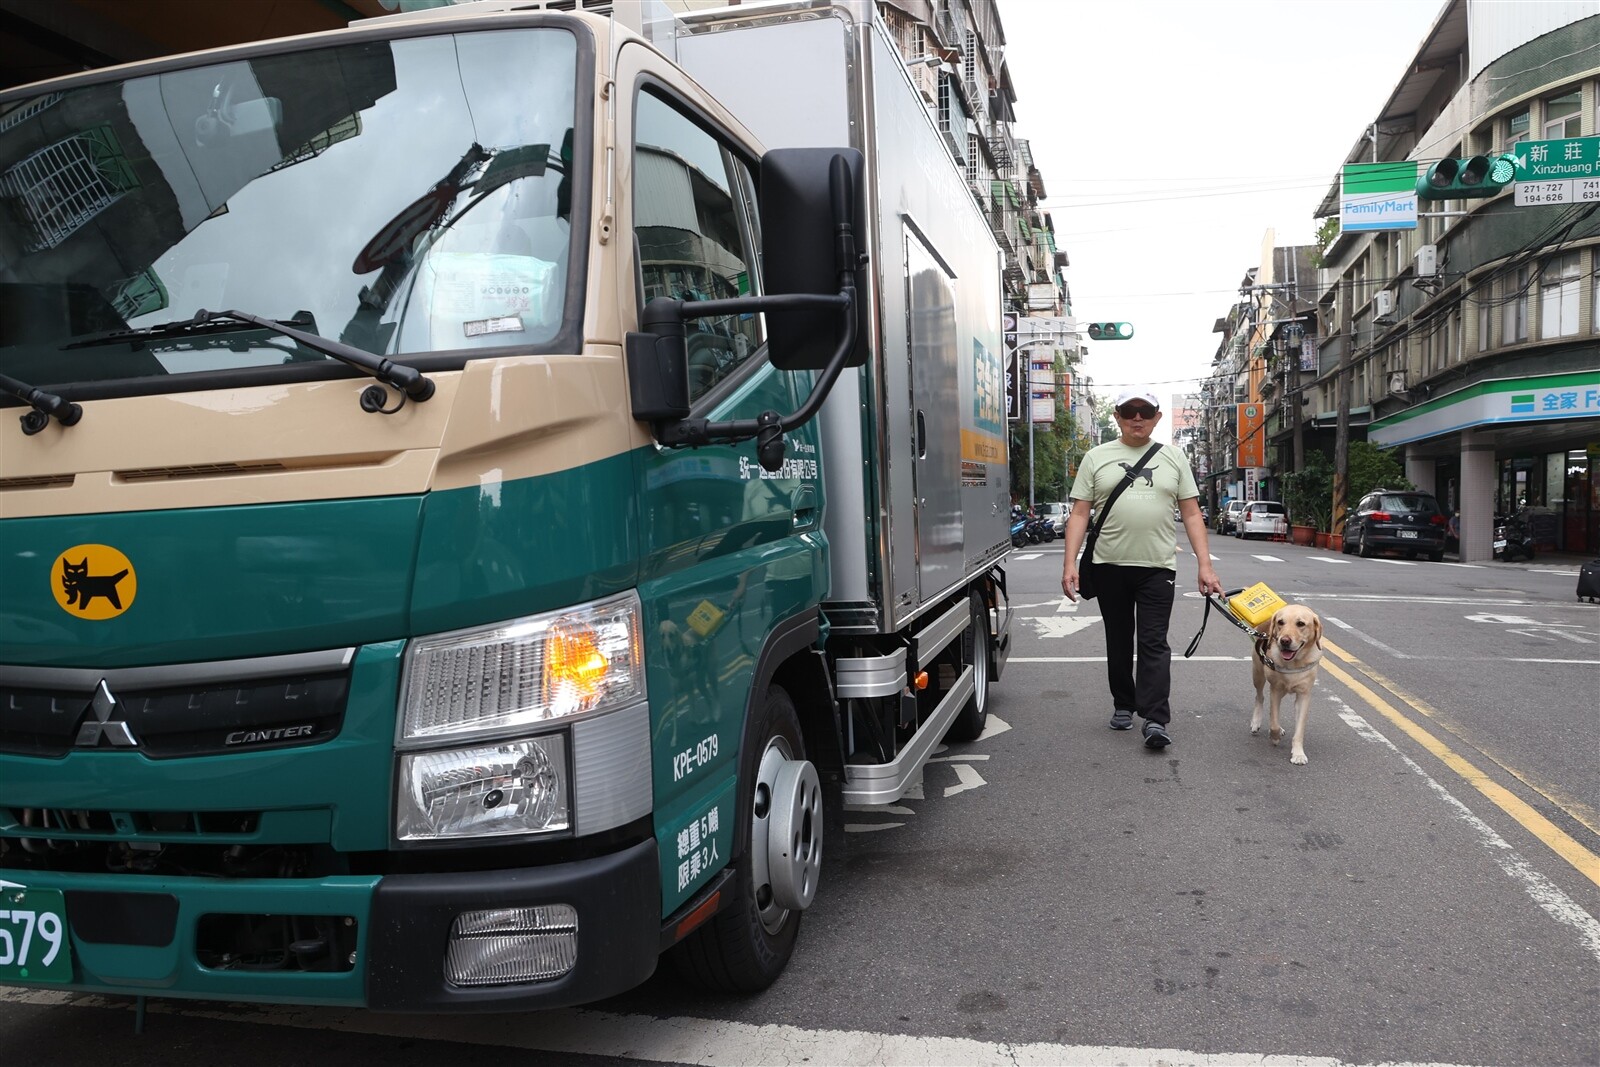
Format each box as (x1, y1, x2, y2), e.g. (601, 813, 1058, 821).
(945, 591, 991, 742)
(671, 685, 819, 992)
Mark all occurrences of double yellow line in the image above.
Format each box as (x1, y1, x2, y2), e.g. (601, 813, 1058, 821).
(1321, 639, 1600, 890)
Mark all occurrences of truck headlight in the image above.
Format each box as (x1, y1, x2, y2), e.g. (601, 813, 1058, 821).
(400, 592, 644, 742)
(397, 736, 569, 840)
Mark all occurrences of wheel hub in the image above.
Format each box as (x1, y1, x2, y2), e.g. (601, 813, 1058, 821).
(751, 740, 822, 933)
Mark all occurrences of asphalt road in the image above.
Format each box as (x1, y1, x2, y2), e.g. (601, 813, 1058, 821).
(3, 536, 1597, 1066)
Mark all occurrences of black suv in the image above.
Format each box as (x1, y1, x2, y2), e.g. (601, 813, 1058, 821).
(1341, 489, 1447, 560)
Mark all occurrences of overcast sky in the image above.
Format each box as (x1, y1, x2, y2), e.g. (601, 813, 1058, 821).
(1000, 0, 1446, 439)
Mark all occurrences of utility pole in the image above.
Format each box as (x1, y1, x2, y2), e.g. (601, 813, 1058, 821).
(1333, 274, 1353, 532)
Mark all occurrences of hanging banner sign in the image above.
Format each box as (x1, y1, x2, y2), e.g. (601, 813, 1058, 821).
(1236, 402, 1266, 469)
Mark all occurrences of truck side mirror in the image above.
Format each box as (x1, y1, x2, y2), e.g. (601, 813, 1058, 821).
(625, 148, 865, 471)
(759, 147, 869, 370)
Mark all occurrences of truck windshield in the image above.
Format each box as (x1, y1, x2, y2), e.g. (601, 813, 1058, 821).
(0, 28, 579, 394)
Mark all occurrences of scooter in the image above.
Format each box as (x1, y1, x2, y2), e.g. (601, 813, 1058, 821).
(1493, 512, 1535, 561)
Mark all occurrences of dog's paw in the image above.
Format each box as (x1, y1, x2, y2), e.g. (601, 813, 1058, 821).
(1250, 723, 1261, 735)
(1290, 751, 1308, 765)
(1270, 727, 1283, 744)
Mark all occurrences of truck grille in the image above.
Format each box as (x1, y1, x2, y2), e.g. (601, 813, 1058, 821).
(0, 670, 349, 758)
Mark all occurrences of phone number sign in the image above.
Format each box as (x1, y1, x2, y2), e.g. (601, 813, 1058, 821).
(1513, 136, 1600, 206)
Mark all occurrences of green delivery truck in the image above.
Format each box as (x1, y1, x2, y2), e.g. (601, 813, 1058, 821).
(0, 0, 1012, 1010)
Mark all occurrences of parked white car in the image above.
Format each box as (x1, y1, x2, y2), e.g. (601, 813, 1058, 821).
(1039, 501, 1069, 535)
(1237, 500, 1288, 540)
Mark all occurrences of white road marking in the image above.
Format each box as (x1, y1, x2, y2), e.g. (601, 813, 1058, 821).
(1335, 700, 1600, 964)
(928, 753, 990, 762)
(942, 762, 986, 798)
(1323, 615, 1409, 659)
(1054, 596, 1079, 613)
(1430, 561, 1485, 568)
(1009, 655, 1250, 663)
(1029, 616, 1100, 639)
(0, 989, 1498, 1067)
(1251, 554, 1284, 562)
(1508, 627, 1594, 645)
(844, 804, 915, 814)
(844, 822, 904, 833)
(1370, 558, 1418, 565)
(975, 714, 1013, 739)
(1011, 552, 1043, 560)
(1307, 555, 1350, 564)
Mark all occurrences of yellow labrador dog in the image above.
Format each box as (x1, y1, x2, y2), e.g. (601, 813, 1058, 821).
(1249, 604, 1324, 765)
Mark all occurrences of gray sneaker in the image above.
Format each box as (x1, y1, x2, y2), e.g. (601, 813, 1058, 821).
(1109, 709, 1134, 730)
(1142, 721, 1171, 749)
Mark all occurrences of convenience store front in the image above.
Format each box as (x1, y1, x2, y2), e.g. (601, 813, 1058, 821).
(1369, 371, 1600, 560)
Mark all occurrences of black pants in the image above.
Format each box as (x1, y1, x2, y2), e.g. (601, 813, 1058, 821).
(1095, 564, 1176, 726)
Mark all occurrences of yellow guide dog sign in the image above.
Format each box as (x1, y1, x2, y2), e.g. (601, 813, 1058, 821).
(1227, 582, 1287, 630)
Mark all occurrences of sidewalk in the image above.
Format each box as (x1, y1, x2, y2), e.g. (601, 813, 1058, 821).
(1443, 550, 1592, 568)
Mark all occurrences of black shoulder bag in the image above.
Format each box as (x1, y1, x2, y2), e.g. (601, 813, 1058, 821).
(1076, 442, 1163, 600)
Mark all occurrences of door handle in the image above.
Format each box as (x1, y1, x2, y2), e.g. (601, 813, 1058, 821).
(792, 484, 818, 530)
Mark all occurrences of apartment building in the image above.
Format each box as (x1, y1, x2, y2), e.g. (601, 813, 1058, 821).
(1309, 0, 1600, 558)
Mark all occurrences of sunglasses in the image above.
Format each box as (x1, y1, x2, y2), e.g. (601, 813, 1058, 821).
(1116, 405, 1159, 420)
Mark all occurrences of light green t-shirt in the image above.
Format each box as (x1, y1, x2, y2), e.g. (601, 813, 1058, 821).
(1069, 440, 1199, 570)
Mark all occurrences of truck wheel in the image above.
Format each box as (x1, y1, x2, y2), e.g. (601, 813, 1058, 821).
(945, 591, 991, 742)
(672, 685, 819, 992)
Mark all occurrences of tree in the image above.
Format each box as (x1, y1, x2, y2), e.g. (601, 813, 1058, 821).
(1347, 440, 1412, 503)
(1282, 450, 1334, 531)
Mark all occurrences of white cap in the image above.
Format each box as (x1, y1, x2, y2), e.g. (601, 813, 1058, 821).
(1113, 388, 1160, 410)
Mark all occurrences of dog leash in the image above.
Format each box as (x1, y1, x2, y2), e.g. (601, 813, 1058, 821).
(1183, 588, 1257, 658)
(1184, 589, 1317, 674)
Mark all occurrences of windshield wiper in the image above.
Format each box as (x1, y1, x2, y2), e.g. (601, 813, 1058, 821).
(68, 309, 435, 412)
(0, 371, 82, 436)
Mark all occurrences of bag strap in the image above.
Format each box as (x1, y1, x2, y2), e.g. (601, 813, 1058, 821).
(1085, 441, 1164, 542)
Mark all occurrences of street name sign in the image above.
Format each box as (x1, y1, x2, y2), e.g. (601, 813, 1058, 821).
(1511, 136, 1600, 206)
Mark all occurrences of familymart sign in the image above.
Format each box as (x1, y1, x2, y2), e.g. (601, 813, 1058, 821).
(1340, 161, 1418, 232)
(1369, 371, 1600, 447)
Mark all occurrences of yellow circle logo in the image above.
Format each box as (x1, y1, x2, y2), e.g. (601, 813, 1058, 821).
(51, 544, 137, 620)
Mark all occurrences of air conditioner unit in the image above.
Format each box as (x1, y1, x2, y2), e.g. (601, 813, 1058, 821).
(1374, 290, 1394, 317)
(1416, 244, 1438, 277)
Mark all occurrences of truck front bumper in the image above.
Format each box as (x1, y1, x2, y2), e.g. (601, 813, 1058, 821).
(367, 837, 661, 1011)
(1, 837, 660, 1012)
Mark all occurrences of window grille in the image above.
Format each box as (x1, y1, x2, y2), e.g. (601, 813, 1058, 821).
(0, 127, 136, 251)
(0, 93, 62, 134)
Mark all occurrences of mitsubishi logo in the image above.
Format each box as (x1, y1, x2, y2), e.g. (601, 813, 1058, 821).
(74, 680, 139, 748)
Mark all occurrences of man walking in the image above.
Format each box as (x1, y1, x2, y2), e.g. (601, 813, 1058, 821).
(1061, 388, 1222, 749)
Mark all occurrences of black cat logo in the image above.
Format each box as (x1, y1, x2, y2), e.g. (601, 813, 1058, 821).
(1117, 461, 1155, 487)
(51, 544, 137, 620)
(60, 558, 129, 613)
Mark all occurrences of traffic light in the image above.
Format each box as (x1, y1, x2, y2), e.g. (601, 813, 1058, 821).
(1416, 154, 1517, 201)
(1087, 322, 1134, 340)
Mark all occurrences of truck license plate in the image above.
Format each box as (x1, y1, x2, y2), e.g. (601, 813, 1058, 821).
(0, 887, 73, 983)
(1397, 530, 1418, 539)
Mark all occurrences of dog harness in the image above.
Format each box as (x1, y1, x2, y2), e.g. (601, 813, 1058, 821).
(1184, 589, 1314, 670)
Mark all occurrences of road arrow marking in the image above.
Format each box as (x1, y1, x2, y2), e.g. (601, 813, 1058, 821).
(1030, 616, 1100, 639)
(943, 762, 986, 798)
(976, 714, 1012, 739)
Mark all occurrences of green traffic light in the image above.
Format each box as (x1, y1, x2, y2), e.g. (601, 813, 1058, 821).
(1088, 322, 1134, 340)
(1416, 154, 1517, 201)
